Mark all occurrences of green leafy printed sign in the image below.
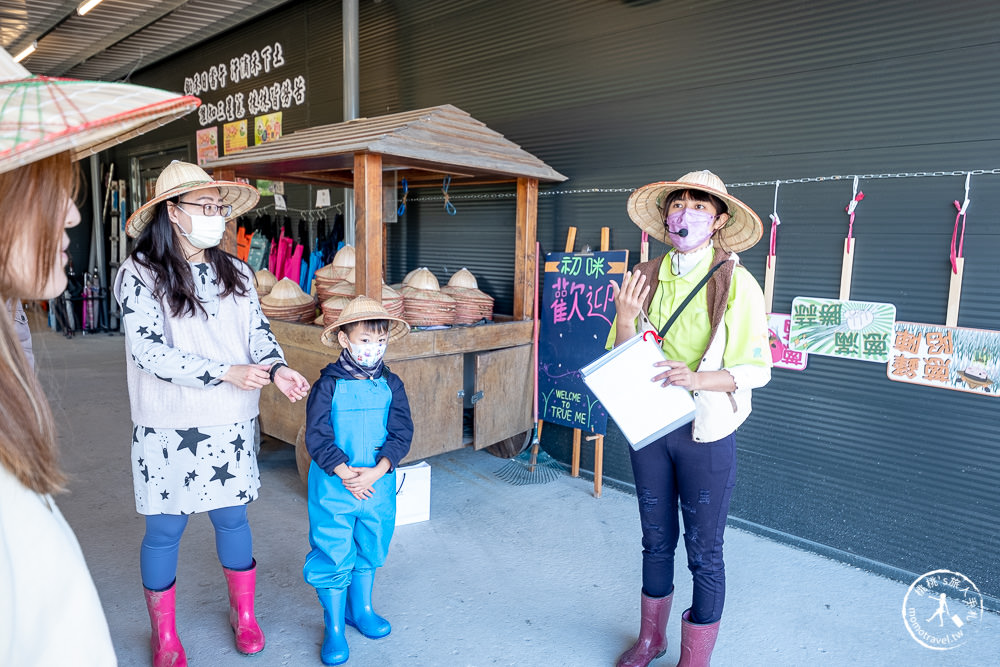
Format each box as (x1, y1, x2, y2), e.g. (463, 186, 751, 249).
(887, 322, 1000, 396)
(788, 297, 896, 363)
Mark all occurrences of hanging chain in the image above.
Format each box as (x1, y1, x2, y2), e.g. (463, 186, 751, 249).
(406, 169, 1000, 202)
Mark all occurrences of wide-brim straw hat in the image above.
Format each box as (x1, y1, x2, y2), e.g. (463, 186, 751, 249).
(126, 160, 259, 238)
(0, 48, 199, 175)
(626, 170, 762, 253)
(321, 295, 410, 347)
(261, 277, 315, 307)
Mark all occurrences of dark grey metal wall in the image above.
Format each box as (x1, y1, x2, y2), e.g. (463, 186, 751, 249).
(115, 0, 1000, 604)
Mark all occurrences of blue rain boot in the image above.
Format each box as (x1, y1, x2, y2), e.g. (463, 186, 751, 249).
(316, 588, 349, 665)
(345, 570, 391, 639)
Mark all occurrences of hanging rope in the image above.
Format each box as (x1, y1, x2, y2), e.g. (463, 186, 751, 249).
(768, 180, 782, 266)
(397, 178, 409, 217)
(845, 176, 865, 242)
(442, 175, 457, 215)
(950, 173, 971, 274)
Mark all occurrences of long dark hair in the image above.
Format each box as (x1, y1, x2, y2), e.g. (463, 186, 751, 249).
(132, 199, 250, 318)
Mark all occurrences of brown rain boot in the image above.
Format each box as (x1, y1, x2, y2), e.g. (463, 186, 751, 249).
(676, 608, 721, 667)
(616, 590, 673, 667)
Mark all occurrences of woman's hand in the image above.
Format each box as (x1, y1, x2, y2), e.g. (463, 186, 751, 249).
(221, 364, 272, 390)
(610, 269, 650, 345)
(652, 362, 736, 393)
(273, 365, 310, 402)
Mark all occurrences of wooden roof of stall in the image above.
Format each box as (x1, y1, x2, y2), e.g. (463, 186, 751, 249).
(204, 104, 566, 186)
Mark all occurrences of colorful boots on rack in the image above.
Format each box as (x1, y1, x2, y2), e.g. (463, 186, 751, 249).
(345, 569, 391, 639)
(616, 589, 673, 667)
(222, 559, 265, 655)
(143, 582, 187, 667)
(316, 587, 350, 666)
(676, 609, 721, 667)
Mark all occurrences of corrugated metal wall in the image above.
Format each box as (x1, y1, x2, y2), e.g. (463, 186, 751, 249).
(116, 0, 1000, 604)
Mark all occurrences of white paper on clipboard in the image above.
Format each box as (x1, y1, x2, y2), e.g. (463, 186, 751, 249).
(580, 334, 696, 450)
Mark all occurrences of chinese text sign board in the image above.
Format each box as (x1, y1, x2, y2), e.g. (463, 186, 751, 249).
(887, 322, 1000, 396)
(789, 297, 896, 363)
(538, 251, 627, 434)
(767, 313, 808, 371)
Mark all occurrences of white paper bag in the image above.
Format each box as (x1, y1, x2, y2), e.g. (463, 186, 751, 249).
(394, 461, 430, 526)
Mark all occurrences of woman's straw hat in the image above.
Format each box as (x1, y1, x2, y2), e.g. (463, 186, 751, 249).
(321, 295, 410, 347)
(125, 160, 259, 238)
(626, 170, 762, 253)
(0, 48, 199, 174)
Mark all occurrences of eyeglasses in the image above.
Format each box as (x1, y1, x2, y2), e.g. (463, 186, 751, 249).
(176, 200, 234, 217)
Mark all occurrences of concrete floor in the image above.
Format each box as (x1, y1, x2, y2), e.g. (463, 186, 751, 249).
(31, 325, 1000, 666)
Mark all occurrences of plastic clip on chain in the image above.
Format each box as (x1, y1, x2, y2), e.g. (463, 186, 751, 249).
(845, 176, 865, 241)
(768, 180, 781, 265)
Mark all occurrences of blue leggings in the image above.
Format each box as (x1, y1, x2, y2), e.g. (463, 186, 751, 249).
(628, 424, 737, 625)
(140, 505, 253, 591)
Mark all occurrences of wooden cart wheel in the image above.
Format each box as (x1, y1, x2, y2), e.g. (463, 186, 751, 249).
(484, 428, 532, 458)
(294, 425, 311, 486)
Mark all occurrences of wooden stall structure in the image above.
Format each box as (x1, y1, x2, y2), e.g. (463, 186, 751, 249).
(204, 105, 566, 472)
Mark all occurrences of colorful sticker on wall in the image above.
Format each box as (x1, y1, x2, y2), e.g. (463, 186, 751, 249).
(788, 297, 896, 363)
(223, 119, 248, 155)
(254, 112, 282, 145)
(767, 313, 808, 371)
(887, 322, 1000, 396)
(196, 127, 218, 166)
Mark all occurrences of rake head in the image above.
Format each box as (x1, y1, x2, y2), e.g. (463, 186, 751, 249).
(494, 448, 564, 485)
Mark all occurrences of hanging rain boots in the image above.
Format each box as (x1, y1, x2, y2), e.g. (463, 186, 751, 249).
(676, 609, 721, 667)
(222, 559, 265, 655)
(616, 590, 673, 667)
(143, 582, 187, 667)
(345, 570, 391, 639)
(316, 588, 350, 666)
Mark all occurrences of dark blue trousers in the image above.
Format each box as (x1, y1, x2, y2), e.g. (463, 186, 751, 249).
(628, 424, 737, 624)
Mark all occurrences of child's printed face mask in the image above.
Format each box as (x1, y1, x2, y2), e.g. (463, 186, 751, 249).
(349, 341, 387, 368)
(664, 208, 717, 252)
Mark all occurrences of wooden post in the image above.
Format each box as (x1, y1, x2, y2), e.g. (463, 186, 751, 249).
(354, 152, 383, 302)
(946, 257, 964, 328)
(764, 254, 777, 314)
(213, 168, 239, 256)
(514, 177, 538, 321)
(570, 428, 581, 477)
(839, 238, 854, 301)
(587, 434, 603, 498)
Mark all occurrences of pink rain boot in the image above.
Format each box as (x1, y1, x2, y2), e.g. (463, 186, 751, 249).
(676, 609, 721, 667)
(616, 590, 673, 667)
(143, 582, 187, 667)
(223, 560, 265, 655)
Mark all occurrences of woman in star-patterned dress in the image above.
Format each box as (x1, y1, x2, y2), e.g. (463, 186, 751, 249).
(114, 161, 310, 664)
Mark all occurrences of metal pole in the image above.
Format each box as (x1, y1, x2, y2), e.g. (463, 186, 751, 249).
(89, 154, 107, 287)
(343, 0, 359, 245)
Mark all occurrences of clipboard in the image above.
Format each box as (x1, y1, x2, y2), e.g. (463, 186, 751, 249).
(580, 334, 696, 450)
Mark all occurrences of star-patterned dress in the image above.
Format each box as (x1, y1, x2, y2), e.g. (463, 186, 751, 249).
(120, 260, 284, 515)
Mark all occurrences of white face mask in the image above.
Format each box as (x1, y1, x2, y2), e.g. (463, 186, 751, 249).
(177, 213, 226, 249)
(349, 341, 387, 368)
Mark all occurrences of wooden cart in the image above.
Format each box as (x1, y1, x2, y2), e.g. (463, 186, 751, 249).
(205, 105, 566, 474)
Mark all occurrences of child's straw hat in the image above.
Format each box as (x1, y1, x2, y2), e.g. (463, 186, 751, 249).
(626, 170, 763, 252)
(126, 161, 259, 238)
(0, 47, 199, 174)
(321, 295, 410, 347)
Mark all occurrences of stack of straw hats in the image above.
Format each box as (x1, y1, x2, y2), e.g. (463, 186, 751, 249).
(260, 278, 317, 323)
(442, 268, 494, 324)
(314, 245, 356, 301)
(317, 283, 402, 324)
(400, 268, 456, 326)
(253, 269, 277, 297)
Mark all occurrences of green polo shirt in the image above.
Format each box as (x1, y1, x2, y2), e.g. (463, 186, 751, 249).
(605, 250, 769, 371)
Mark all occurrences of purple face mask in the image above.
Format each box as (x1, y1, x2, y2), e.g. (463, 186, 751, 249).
(664, 208, 717, 252)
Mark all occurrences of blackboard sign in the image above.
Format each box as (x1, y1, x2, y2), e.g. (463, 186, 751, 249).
(538, 251, 628, 434)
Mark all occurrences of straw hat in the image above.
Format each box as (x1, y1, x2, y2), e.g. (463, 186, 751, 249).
(253, 269, 277, 295)
(321, 295, 410, 347)
(626, 170, 762, 253)
(0, 48, 199, 174)
(261, 278, 315, 307)
(125, 160, 259, 238)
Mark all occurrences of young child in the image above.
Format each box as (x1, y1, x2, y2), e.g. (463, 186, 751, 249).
(303, 295, 413, 666)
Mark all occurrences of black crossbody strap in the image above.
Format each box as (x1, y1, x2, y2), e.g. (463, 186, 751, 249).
(656, 260, 726, 339)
